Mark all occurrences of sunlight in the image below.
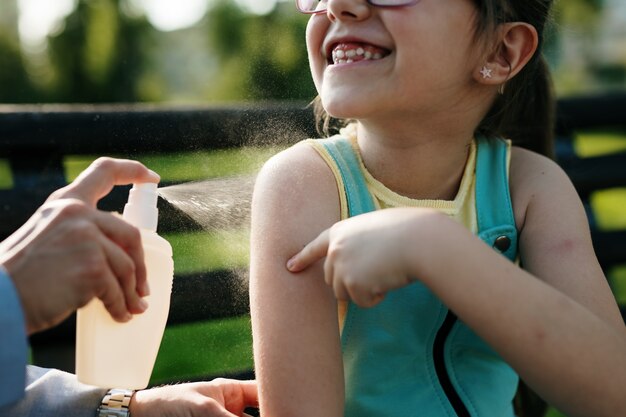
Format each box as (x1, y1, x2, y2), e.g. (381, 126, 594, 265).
(130, 0, 210, 32)
(17, 0, 76, 49)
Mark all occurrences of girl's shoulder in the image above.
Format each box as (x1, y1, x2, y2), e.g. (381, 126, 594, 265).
(254, 139, 341, 223)
(508, 145, 580, 232)
(256, 140, 336, 189)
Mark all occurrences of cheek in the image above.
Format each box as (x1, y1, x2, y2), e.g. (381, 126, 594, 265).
(305, 16, 329, 90)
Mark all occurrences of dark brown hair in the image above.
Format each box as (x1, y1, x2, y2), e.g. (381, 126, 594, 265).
(474, 0, 555, 158)
(313, 0, 555, 158)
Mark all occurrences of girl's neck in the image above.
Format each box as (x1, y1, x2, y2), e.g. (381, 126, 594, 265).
(354, 121, 475, 201)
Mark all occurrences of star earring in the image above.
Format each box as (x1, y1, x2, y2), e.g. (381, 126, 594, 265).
(480, 66, 493, 79)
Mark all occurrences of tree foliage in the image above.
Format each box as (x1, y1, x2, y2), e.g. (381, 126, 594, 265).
(46, 0, 153, 103)
(205, 1, 315, 101)
(0, 0, 619, 104)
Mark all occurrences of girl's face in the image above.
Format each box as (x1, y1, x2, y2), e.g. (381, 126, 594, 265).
(306, 0, 484, 122)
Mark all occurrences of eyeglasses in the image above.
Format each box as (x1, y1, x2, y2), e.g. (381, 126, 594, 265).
(295, 0, 421, 14)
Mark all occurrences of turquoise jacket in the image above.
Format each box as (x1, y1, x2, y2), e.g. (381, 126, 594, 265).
(319, 136, 519, 417)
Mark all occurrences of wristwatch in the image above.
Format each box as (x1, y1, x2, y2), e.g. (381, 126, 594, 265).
(96, 388, 135, 417)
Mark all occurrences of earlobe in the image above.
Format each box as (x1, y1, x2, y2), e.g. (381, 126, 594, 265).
(475, 22, 539, 86)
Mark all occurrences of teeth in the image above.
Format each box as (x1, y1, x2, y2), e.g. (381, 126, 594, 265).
(331, 45, 387, 65)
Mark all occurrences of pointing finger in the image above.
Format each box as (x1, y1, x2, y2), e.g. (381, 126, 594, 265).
(49, 158, 160, 207)
(286, 229, 330, 273)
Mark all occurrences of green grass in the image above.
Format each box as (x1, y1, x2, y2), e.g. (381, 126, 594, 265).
(63, 146, 285, 182)
(150, 315, 253, 384)
(165, 230, 250, 274)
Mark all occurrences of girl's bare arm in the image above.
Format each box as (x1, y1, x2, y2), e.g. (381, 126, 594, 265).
(249, 142, 344, 417)
(287, 147, 626, 417)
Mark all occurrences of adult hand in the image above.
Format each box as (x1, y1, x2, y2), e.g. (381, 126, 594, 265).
(0, 157, 160, 334)
(287, 208, 441, 307)
(130, 379, 258, 417)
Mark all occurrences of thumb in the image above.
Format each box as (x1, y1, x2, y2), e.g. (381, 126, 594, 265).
(286, 229, 330, 273)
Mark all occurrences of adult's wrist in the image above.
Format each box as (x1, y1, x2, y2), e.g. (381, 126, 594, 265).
(97, 388, 135, 417)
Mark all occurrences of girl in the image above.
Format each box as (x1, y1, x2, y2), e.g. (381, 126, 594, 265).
(250, 0, 625, 416)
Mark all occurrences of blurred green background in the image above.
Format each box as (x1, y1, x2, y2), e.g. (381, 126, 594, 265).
(1, 0, 625, 104)
(1, 1, 625, 416)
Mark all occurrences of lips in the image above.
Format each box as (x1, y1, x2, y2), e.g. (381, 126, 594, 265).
(329, 42, 390, 65)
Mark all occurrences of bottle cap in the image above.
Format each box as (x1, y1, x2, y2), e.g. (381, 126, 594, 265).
(122, 183, 159, 231)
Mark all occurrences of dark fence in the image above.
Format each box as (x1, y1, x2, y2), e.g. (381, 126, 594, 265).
(1, 94, 625, 382)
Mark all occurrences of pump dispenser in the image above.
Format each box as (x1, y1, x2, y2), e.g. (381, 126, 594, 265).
(122, 183, 159, 231)
(76, 183, 174, 389)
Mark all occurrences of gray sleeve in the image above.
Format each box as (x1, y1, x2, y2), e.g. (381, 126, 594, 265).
(0, 267, 28, 408)
(0, 366, 107, 417)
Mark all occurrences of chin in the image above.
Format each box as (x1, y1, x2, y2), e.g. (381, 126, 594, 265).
(320, 91, 369, 120)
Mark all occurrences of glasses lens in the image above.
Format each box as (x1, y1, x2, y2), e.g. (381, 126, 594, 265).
(296, 0, 326, 13)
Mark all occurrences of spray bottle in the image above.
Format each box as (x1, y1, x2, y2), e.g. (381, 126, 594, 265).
(76, 183, 174, 389)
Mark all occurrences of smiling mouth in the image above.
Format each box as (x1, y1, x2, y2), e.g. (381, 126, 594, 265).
(329, 42, 390, 65)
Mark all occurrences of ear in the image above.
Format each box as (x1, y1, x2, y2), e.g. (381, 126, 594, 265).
(475, 22, 539, 86)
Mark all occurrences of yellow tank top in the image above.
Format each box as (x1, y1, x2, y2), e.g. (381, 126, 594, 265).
(309, 125, 479, 232)
(307, 125, 505, 327)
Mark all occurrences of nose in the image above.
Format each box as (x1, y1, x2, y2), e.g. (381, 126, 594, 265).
(326, 0, 371, 22)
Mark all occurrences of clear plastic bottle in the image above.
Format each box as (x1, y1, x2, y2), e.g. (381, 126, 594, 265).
(76, 183, 174, 389)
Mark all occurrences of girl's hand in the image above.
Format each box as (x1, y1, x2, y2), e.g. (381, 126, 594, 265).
(287, 208, 439, 307)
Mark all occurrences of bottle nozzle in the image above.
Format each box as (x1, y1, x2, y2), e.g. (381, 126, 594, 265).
(122, 183, 159, 231)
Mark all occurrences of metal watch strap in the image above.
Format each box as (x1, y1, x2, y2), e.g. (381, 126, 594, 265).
(96, 388, 134, 417)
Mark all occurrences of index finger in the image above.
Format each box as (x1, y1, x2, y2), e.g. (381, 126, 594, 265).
(237, 380, 259, 408)
(49, 158, 160, 207)
(286, 229, 330, 273)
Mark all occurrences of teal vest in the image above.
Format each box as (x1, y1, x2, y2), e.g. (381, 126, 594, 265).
(319, 136, 519, 417)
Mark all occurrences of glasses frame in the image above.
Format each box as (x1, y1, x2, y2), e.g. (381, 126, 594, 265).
(295, 0, 421, 14)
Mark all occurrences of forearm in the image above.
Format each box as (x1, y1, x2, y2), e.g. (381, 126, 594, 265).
(412, 214, 626, 417)
(250, 261, 344, 417)
(250, 143, 346, 417)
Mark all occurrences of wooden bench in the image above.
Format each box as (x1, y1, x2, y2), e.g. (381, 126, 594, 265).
(1, 94, 625, 389)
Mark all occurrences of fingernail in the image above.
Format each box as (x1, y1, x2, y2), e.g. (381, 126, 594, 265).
(286, 257, 296, 271)
(148, 169, 160, 181)
(138, 298, 149, 312)
(123, 312, 132, 322)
